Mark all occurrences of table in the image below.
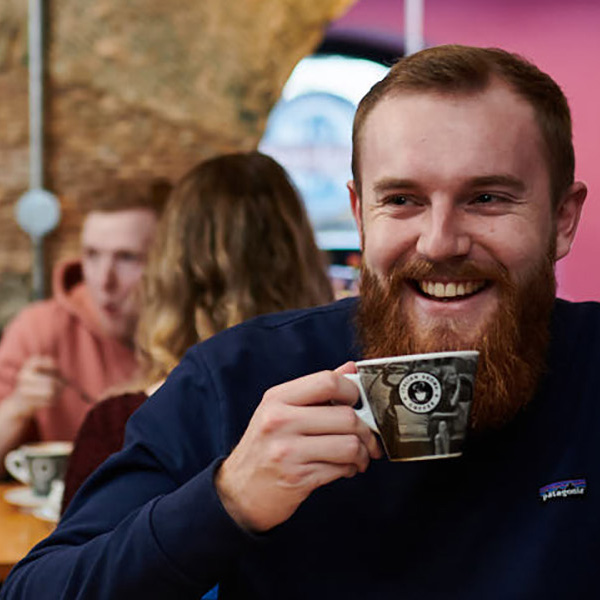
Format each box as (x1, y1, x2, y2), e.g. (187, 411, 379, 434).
(0, 483, 55, 580)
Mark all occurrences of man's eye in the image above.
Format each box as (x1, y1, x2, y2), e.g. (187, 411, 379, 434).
(386, 195, 409, 206)
(117, 252, 141, 263)
(474, 193, 497, 204)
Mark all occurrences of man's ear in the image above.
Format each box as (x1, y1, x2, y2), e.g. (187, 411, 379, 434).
(348, 180, 364, 250)
(555, 181, 587, 260)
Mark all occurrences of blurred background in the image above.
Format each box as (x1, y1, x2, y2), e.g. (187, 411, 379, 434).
(1, 0, 598, 327)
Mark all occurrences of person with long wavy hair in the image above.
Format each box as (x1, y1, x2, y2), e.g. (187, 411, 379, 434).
(61, 151, 333, 512)
(136, 150, 333, 388)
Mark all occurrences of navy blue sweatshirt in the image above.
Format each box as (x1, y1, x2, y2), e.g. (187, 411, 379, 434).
(2, 298, 600, 599)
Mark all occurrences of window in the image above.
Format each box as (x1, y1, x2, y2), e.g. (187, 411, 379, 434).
(260, 35, 402, 296)
(260, 52, 390, 251)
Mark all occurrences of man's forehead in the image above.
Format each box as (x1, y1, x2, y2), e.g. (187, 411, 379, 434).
(82, 208, 158, 249)
(357, 80, 544, 183)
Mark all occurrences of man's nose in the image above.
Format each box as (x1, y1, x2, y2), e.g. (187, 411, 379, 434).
(415, 202, 471, 262)
(99, 258, 118, 292)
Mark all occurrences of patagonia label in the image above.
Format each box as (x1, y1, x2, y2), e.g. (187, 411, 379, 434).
(539, 478, 587, 503)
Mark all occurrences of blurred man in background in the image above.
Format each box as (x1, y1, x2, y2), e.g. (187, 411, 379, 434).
(0, 178, 170, 472)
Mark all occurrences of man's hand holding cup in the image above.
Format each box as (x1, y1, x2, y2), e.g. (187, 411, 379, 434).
(215, 362, 383, 533)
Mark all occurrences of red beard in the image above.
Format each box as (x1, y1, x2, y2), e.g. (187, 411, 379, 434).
(356, 255, 556, 431)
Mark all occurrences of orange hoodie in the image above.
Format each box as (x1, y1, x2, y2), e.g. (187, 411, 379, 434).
(0, 260, 138, 443)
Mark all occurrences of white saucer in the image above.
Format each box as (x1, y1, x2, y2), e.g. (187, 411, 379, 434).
(32, 505, 59, 523)
(3, 485, 48, 508)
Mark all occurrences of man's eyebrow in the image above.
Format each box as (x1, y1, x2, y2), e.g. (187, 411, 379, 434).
(372, 174, 527, 195)
(468, 174, 526, 192)
(372, 178, 421, 194)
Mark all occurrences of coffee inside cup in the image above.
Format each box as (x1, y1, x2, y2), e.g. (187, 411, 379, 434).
(20, 441, 73, 457)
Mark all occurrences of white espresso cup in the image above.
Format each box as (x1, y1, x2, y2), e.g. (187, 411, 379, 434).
(345, 351, 479, 461)
(5, 441, 73, 496)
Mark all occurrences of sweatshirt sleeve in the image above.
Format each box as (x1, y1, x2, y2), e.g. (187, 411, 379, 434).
(0, 354, 259, 599)
(0, 303, 50, 400)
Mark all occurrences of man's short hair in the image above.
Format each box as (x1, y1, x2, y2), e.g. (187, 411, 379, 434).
(352, 44, 574, 207)
(81, 177, 172, 218)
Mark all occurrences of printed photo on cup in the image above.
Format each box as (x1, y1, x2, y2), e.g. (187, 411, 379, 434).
(346, 351, 479, 461)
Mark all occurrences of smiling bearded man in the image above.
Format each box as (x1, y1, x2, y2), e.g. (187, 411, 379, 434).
(356, 251, 556, 431)
(349, 47, 586, 433)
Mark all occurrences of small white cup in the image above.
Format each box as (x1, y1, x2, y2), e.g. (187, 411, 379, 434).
(345, 351, 479, 461)
(5, 441, 73, 496)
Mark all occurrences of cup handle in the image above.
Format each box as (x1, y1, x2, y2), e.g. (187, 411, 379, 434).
(343, 373, 379, 433)
(4, 449, 30, 485)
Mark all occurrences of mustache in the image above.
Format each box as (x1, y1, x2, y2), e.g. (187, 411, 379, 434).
(380, 257, 511, 285)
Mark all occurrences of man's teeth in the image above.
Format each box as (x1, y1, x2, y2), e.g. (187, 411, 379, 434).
(419, 280, 486, 299)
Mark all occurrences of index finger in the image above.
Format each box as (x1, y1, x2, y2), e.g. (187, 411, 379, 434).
(25, 355, 58, 370)
(334, 361, 357, 375)
(266, 369, 360, 408)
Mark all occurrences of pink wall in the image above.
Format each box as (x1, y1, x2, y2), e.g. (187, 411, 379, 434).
(333, 0, 600, 301)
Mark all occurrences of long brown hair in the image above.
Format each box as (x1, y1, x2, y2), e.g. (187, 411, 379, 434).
(136, 151, 333, 385)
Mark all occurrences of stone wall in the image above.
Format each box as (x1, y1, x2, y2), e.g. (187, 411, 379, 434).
(0, 0, 356, 326)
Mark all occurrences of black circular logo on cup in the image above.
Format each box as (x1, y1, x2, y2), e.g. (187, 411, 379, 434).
(399, 372, 442, 414)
